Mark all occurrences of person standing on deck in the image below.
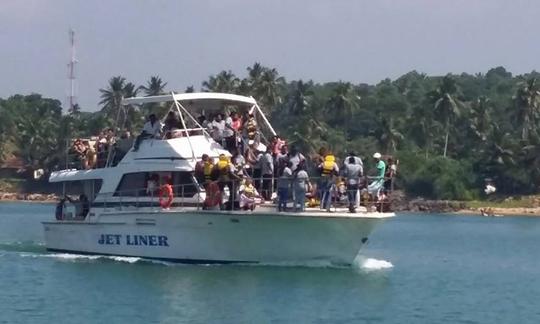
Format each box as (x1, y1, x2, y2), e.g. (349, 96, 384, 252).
(342, 154, 363, 213)
(368, 152, 386, 198)
(259, 146, 274, 201)
(288, 146, 305, 173)
(277, 161, 292, 212)
(214, 154, 240, 210)
(293, 162, 309, 212)
(318, 153, 339, 211)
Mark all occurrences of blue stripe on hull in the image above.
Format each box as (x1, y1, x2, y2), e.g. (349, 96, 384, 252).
(46, 248, 256, 265)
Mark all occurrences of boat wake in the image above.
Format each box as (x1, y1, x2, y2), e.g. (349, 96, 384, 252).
(353, 255, 394, 272)
(0, 241, 46, 253)
(18, 252, 174, 265)
(0, 241, 393, 270)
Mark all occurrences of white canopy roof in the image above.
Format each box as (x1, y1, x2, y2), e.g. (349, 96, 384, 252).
(122, 92, 256, 106)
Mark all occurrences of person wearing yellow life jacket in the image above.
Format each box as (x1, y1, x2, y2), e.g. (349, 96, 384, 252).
(318, 153, 339, 211)
(214, 154, 240, 210)
(194, 154, 209, 184)
(239, 178, 260, 211)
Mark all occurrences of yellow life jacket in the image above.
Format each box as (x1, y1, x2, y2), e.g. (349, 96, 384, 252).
(321, 155, 335, 177)
(203, 161, 214, 180)
(243, 184, 255, 197)
(217, 155, 230, 177)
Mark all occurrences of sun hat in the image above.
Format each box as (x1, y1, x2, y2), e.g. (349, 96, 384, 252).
(373, 152, 382, 159)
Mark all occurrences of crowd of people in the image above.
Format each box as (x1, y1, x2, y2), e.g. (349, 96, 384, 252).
(194, 134, 397, 213)
(68, 109, 397, 213)
(71, 128, 134, 170)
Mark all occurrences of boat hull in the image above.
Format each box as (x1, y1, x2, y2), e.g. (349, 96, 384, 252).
(43, 210, 390, 265)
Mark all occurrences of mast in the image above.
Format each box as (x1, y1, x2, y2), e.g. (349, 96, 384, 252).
(67, 28, 77, 113)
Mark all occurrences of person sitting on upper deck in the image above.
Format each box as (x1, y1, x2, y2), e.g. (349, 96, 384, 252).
(133, 114, 162, 151)
(223, 111, 237, 152)
(245, 113, 258, 142)
(71, 139, 87, 168)
(83, 141, 96, 169)
(163, 111, 181, 137)
(112, 130, 133, 165)
(65, 194, 90, 219)
(210, 114, 225, 144)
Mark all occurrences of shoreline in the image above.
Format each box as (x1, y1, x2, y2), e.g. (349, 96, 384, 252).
(0, 192, 58, 203)
(2, 191, 540, 216)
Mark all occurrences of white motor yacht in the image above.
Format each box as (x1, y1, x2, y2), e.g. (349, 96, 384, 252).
(43, 92, 394, 266)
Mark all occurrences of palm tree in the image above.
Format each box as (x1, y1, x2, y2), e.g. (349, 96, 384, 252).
(377, 116, 404, 153)
(202, 70, 240, 93)
(513, 78, 540, 141)
(428, 75, 463, 157)
(287, 80, 314, 116)
(470, 96, 492, 142)
(99, 76, 126, 120)
(254, 68, 285, 113)
(326, 82, 360, 136)
(139, 76, 167, 96)
(99, 76, 139, 131)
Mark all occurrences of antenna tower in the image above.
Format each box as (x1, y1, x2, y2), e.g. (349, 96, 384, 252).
(67, 28, 77, 113)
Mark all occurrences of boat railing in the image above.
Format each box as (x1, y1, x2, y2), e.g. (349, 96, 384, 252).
(87, 174, 391, 214)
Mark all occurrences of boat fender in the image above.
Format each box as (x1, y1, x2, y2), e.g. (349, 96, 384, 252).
(204, 181, 222, 208)
(159, 184, 174, 209)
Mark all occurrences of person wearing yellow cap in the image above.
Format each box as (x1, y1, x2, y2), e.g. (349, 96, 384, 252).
(318, 153, 339, 211)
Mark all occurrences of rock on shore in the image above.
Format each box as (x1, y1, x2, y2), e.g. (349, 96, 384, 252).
(0, 192, 58, 202)
(389, 191, 467, 213)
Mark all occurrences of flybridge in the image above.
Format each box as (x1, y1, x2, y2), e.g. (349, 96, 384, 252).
(121, 92, 277, 138)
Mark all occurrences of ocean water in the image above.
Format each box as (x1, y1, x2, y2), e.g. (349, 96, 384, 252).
(1, 202, 540, 324)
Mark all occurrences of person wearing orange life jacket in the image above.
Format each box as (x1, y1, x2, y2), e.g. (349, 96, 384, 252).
(318, 153, 339, 211)
(159, 176, 174, 209)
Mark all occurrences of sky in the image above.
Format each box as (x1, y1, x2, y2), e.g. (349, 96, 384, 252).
(1, 0, 539, 111)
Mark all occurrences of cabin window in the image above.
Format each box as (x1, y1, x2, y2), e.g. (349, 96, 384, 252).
(114, 173, 147, 196)
(114, 172, 200, 197)
(171, 172, 199, 197)
(63, 179, 103, 202)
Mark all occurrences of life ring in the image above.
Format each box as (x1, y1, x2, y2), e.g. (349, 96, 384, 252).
(159, 184, 174, 209)
(204, 181, 221, 208)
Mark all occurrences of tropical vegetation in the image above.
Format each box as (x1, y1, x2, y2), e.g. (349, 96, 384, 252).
(2, 65, 540, 200)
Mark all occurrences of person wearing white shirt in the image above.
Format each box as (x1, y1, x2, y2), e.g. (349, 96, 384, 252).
(134, 114, 162, 151)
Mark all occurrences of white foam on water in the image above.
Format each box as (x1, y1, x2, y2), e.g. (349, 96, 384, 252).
(21, 252, 102, 261)
(353, 255, 394, 272)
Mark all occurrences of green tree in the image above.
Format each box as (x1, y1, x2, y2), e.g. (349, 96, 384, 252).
(202, 70, 240, 93)
(513, 78, 540, 141)
(99, 76, 140, 131)
(428, 75, 463, 157)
